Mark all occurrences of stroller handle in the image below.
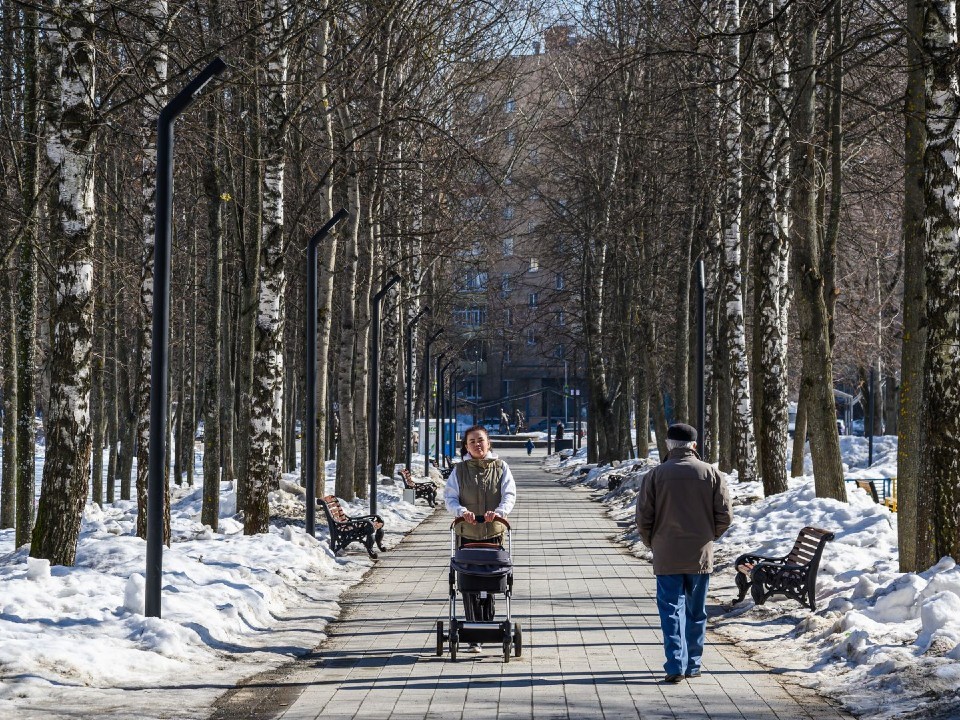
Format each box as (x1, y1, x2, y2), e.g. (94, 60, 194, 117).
(451, 515, 511, 530)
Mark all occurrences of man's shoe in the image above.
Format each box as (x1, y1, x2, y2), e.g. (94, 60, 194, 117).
(662, 674, 685, 684)
(467, 644, 483, 653)
(685, 670, 702, 679)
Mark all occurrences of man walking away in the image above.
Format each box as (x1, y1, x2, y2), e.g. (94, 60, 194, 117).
(636, 423, 731, 684)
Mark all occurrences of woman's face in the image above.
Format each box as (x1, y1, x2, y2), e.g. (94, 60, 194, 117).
(464, 430, 490, 459)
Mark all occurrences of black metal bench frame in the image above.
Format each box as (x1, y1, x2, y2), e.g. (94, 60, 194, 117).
(734, 526, 835, 611)
(400, 468, 437, 506)
(319, 495, 385, 558)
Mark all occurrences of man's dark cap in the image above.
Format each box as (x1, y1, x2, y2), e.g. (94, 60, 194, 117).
(666, 423, 697, 442)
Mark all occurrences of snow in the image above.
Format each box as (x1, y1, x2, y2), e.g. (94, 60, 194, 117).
(0, 450, 435, 719)
(550, 434, 960, 719)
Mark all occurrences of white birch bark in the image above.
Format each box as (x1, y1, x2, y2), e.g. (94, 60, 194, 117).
(31, 0, 97, 565)
(246, 0, 289, 533)
(134, 0, 168, 540)
(720, 0, 758, 482)
(920, 0, 960, 561)
(755, 0, 789, 495)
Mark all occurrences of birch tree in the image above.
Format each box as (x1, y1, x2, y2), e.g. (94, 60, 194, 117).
(31, 0, 99, 565)
(753, 0, 790, 496)
(719, 0, 758, 483)
(245, 0, 291, 534)
(919, 0, 960, 565)
(134, 0, 169, 540)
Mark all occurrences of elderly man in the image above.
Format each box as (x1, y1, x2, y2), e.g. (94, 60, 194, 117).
(636, 422, 731, 684)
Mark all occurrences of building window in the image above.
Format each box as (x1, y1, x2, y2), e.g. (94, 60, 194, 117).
(463, 270, 487, 292)
(555, 273, 565, 290)
(504, 379, 513, 395)
(506, 129, 516, 146)
(503, 206, 514, 220)
(503, 237, 514, 256)
(527, 219, 538, 233)
(526, 328, 536, 345)
(453, 307, 487, 326)
(504, 344, 512, 363)
(504, 175, 512, 186)
(529, 292, 539, 308)
(505, 97, 516, 113)
(500, 273, 512, 295)
(555, 344, 565, 359)
(529, 257, 539, 273)
(557, 310, 565, 326)
(505, 308, 513, 325)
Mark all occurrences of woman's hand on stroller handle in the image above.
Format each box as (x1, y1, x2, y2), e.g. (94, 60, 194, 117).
(452, 513, 511, 529)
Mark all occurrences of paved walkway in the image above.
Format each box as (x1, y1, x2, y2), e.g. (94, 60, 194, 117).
(213, 450, 852, 720)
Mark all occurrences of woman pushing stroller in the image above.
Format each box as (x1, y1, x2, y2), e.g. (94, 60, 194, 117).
(443, 425, 516, 650)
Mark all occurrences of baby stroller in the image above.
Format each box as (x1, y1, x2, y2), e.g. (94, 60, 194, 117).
(436, 516, 522, 662)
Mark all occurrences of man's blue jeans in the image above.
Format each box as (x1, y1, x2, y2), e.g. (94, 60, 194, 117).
(655, 573, 710, 676)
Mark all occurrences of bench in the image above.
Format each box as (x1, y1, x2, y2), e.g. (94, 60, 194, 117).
(430, 457, 454, 480)
(318, 495, 385, 558)
(855, 479, 879, 503)
(607, 474, 625, 491)
(400, 468, 438, 506)
(734, 526, 836, 611)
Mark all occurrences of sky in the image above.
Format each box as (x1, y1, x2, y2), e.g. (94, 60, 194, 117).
(1, 434, 957, 719)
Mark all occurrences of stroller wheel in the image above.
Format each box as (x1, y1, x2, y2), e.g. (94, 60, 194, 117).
(514, 622, 522, 657)
(450, 631, 459, 662)
(436, 621, 444, 656)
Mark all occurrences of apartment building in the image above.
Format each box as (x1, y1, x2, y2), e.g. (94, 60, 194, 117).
(447, 27, 583, 431)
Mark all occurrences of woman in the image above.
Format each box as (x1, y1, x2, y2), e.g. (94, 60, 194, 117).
(444, 425, 517, 649)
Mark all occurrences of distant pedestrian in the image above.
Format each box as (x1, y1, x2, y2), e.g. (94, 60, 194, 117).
(636, 423, 731, 684)
(525, 438, 534, 455)
(555, 422, 565, 441)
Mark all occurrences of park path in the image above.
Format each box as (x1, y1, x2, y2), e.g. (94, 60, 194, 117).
(213, 449, 853, 720)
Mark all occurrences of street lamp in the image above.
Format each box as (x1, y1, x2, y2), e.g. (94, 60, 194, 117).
(440, 358, 456, 464)
(435, 351, 447, 470)
(405, 306, 430, 472)
(423, 330, 443, 476)
(696, 259, 706, 454)
(369, 274, 402, 516)
(147, 57, 227, 619)
(305, 209, 350, 538)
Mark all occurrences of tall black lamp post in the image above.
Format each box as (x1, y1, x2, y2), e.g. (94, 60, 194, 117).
(440, 358, 456, 464)
(434, 351, 447, 469)
(696, 259, 706, 452)
(405, 307, 430, 472)
(369, 274, 402, 516)
(305, 209, 350, 538)
(423, 330, 443, 475)
(146, 58, 227, 619)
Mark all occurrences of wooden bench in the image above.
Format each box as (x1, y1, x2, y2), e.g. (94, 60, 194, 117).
(855, 479, 879, 503)
(400, 468, 438, 506)
(318, 495, 385, 558)
(734, 526, 836, 611)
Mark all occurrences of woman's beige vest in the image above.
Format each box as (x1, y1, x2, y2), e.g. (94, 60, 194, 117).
(456, 458, 507, 542)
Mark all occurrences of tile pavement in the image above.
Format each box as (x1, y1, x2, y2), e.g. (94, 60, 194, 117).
(220, 450, 854, 720)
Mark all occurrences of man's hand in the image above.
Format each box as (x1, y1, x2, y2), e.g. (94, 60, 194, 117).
(484, 511, 497, 523)
(461, 510, 476, 524)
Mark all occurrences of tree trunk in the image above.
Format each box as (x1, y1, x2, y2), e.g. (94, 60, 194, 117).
(754, 0, 790, 497)
(897, 0, 926, 573)
(720, 0, 758, 483)
(334, 135, 362, 499)
(135, 0, 169, 540)
(919, 0, 960, 566)
(31, 0, 98, 565)
(1, 258, 18, 529)
(790, 4, 846, 502)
